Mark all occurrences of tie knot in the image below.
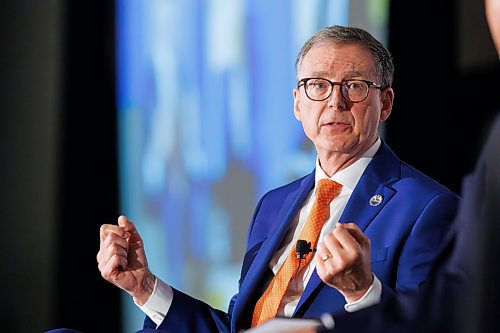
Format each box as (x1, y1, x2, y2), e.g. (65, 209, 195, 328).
(316, 179, 342, 204)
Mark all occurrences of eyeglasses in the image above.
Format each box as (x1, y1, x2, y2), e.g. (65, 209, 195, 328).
(297, 78, 382, 103)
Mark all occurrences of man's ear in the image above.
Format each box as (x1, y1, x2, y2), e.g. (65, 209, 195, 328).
(379, 87, 394, 123)
(293, 88, 302, 121)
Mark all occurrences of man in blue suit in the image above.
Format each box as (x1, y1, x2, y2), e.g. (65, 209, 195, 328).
(297, 1, 500, 332)
(97, 25, 459, 333)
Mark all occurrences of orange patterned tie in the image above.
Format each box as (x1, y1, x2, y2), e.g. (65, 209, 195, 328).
(251, 179, 342, 327)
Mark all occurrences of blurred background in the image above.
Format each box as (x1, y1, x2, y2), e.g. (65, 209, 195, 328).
(1, 0, 499, 332)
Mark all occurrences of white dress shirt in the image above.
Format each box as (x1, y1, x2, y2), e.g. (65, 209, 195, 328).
(137, 139, 383, 326)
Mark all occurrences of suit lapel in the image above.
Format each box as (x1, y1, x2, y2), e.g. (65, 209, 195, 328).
(294, 142, 401, 314)
(232, 171, 315, 330)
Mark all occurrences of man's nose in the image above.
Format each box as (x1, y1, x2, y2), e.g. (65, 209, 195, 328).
(327, 84, 347, 109)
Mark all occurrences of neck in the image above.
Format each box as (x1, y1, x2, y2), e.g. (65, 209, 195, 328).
(318, 138, 378, 177)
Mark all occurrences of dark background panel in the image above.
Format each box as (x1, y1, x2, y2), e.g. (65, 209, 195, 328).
(386, 0, 500, 194)
(54, 0, 121, 331)
(0, 0, 121, 332)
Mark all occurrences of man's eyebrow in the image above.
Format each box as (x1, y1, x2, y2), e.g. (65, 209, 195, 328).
(343, 71, 366, 79)
(309, 71, 330, 77)
(308, 70, 368, 79)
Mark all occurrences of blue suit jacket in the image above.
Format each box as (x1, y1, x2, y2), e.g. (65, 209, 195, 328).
(144, 142, 460, 333)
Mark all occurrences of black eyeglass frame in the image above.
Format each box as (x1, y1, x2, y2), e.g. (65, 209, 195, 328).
(297, 78, 383, 103)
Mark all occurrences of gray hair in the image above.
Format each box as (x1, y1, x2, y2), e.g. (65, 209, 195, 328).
(295, 25, 394, 88)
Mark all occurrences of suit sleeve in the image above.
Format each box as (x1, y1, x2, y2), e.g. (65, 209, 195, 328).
(148, 288, 234, 333)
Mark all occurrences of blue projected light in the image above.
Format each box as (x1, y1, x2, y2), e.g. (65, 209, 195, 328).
(116, 0, 388, 330)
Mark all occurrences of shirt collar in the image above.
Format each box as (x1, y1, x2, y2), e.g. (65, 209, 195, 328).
(314, 138, 381, 191)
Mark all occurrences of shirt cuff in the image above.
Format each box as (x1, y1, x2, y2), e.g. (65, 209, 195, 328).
(135, 277, 173, 326)
(344, 274, 382, 312)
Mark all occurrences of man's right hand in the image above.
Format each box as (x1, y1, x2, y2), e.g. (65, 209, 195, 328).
(97, 215, 155, 305)
(315, 222, 373, 302)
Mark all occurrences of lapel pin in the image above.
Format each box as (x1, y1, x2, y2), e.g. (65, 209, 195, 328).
(369, 194, 384, 207)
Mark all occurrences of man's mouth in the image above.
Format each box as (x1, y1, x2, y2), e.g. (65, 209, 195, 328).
(322, 121, 350, 130)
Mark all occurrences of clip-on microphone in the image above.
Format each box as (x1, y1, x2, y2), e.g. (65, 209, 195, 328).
(292, 239, 317, 278)
(296, 239, 317, 259)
